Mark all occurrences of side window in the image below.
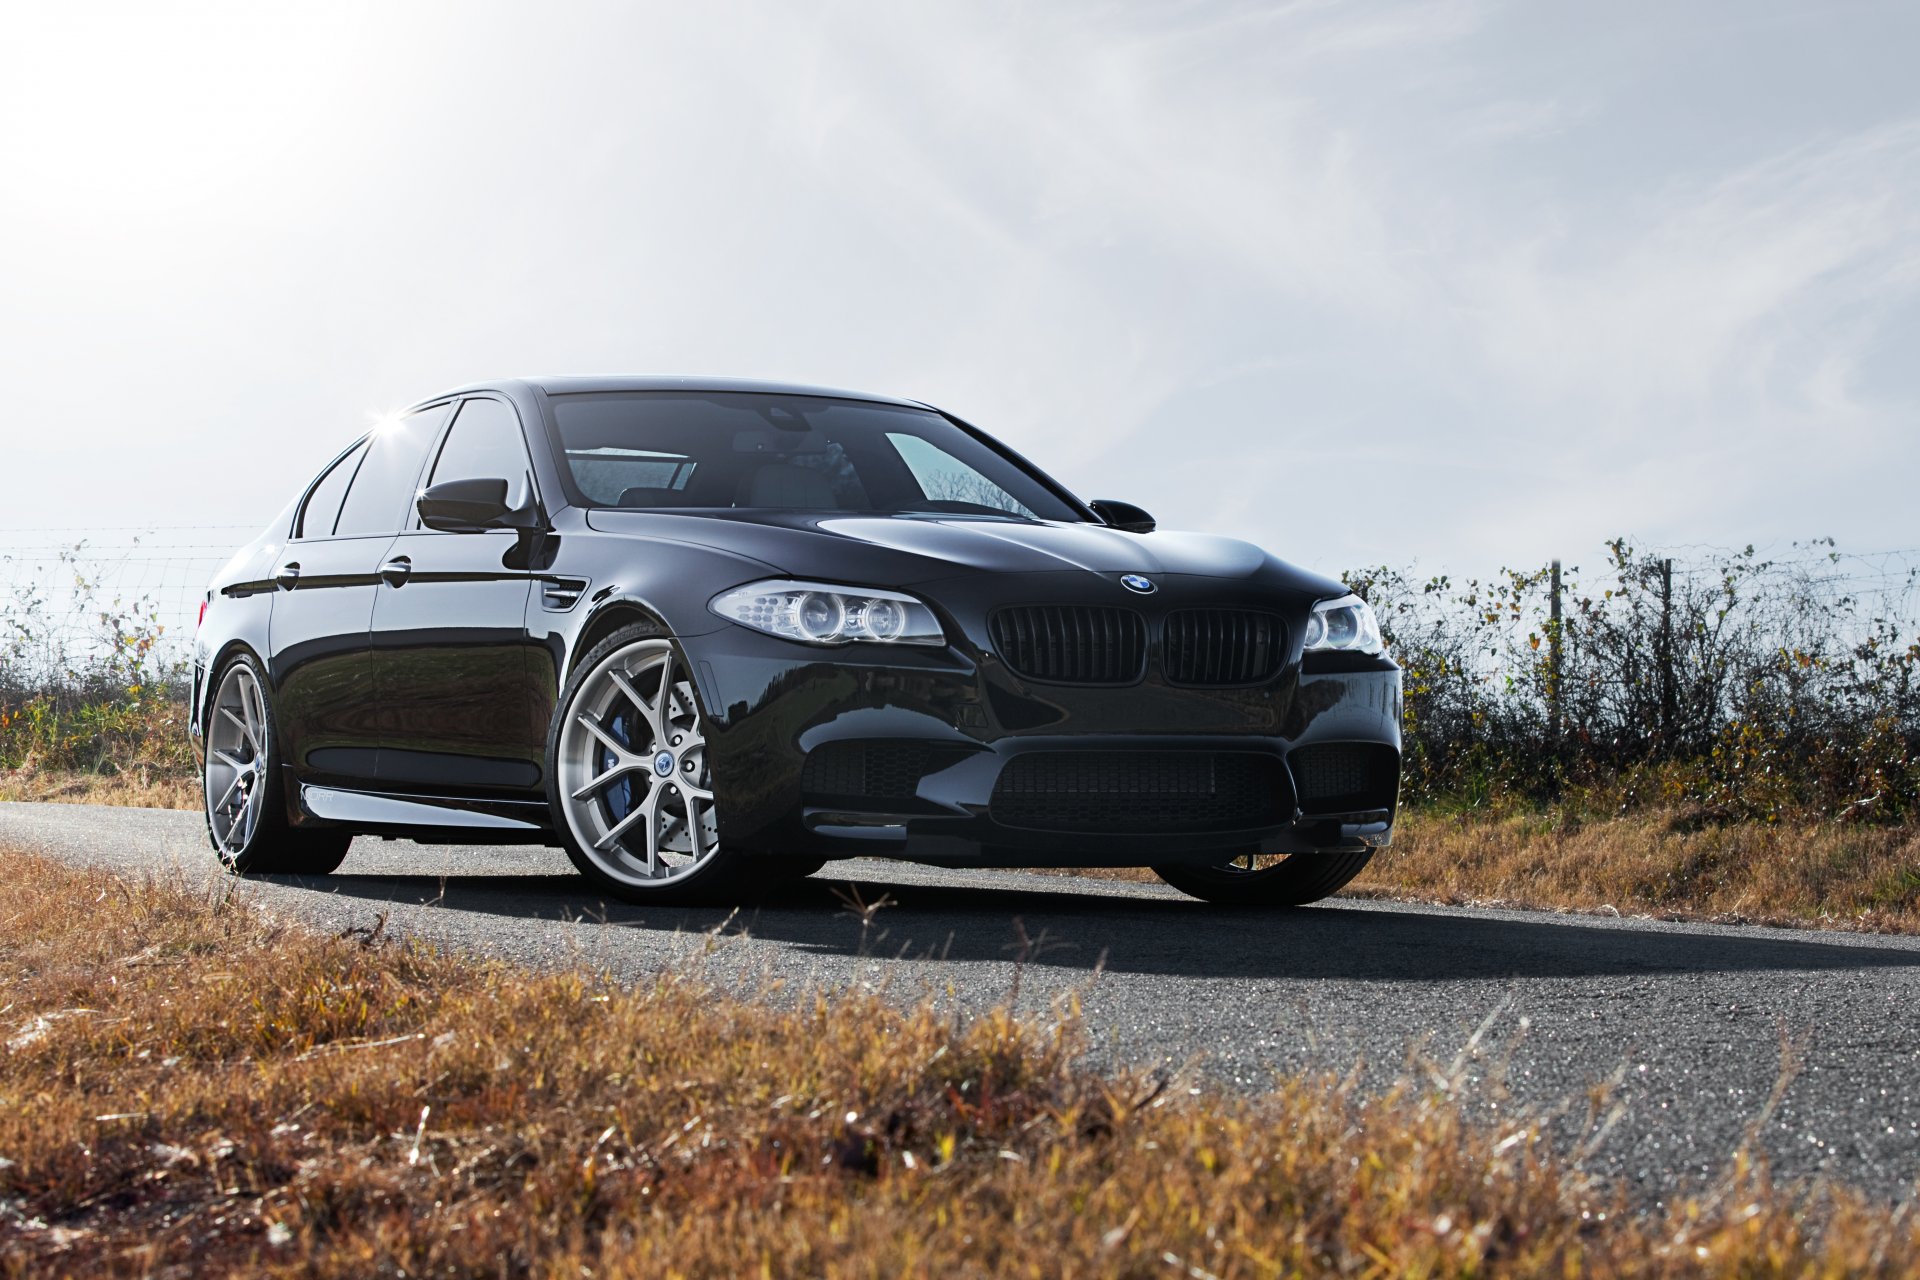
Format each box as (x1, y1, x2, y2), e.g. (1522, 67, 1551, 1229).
(886, 433, 1035, 517)
(333, 404, 448, 538)
(296, 441, 367, 539)
(421, 398, 533, 523)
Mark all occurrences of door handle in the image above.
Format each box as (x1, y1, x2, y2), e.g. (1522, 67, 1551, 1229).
(379, 555, 413, 587)
(274, 561, 300, 590)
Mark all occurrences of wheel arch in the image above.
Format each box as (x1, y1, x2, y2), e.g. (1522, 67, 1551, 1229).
(567, 598, 672, 679)
(198, 638, 270, 736)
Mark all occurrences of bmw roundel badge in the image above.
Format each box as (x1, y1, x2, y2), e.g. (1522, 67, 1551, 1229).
(1120, 574, 1156, 595)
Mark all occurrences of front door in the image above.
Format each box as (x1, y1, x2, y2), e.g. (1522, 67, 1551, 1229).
(370, 395, 544, 795)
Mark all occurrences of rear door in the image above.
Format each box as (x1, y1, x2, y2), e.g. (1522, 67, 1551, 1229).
(268, 403, 446, 786)
(369, 395, 545, 795)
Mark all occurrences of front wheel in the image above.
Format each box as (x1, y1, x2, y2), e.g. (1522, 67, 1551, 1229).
(1153, 849, 1374, 906)
(548, 626, 761, 903)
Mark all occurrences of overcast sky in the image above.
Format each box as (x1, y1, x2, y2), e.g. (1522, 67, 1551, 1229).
(2, 0, 1915, 578)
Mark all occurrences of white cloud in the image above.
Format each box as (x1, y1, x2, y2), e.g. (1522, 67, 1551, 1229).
(0, 0, 1915, 579)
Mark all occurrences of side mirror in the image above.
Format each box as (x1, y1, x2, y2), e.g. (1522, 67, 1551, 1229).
(418, 477, 513, 532)
(1089, 499, 1156, 534)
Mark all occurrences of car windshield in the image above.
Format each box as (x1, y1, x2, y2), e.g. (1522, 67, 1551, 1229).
(546, 392, 1084, 521)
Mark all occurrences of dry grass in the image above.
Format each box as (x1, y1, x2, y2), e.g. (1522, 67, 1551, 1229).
(0, 693, 196, 809)
(2, 847, 1918, 1277)
(1034, 812, 1920, 934)
(0, 765, 198, 809)
(1357, 809, 1920, 933)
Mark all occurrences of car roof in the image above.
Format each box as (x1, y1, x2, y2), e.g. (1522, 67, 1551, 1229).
(423, 376, 930, 411)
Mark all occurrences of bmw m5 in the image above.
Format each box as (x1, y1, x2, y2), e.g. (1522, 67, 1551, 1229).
(191, 378, 1402, 904)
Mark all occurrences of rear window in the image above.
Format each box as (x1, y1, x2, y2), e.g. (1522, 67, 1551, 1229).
(333, 404, 449, 538)
(546, 392, 1079, 521)
(296, 440, 367, 539)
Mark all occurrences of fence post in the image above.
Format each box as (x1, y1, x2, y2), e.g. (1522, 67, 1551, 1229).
(1548, 558, 1563, 749)
(1658, 557, 1675, 750)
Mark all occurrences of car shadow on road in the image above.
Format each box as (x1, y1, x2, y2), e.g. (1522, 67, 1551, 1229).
(293, 865, 1920, 984)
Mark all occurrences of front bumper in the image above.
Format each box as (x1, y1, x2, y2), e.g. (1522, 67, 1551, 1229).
(682, 586, 1403, 867)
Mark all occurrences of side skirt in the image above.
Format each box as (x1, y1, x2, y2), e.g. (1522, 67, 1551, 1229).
(300, 784, 551, 835)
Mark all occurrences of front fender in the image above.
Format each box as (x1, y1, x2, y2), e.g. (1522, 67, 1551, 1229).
(524, 518, 780, 748)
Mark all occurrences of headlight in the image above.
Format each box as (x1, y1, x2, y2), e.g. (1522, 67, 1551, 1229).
(710, 580, 946, 646)
(1303, 594, 1384, 656)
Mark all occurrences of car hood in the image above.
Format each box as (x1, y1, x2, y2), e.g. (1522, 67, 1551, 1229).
(582, 509, 1343, 595)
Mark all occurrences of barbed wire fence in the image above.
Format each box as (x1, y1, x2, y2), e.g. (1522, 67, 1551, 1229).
(2, 522, 1915, 691)
(3, 523, 1916, 811)
(0, 525, 259, 692)
(1344, 538, 1920, 815)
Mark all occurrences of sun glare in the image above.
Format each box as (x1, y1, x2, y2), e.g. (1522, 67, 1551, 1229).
(0, 8, 377, 227)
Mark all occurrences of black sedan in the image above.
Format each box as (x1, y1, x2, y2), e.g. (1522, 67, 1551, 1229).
(190, 378, 1401, 904)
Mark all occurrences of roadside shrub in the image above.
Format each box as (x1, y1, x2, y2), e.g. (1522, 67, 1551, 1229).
(4, 538, 1916, 822)
(0, 546, 192, 779)
(1350, 540, 1920, 820)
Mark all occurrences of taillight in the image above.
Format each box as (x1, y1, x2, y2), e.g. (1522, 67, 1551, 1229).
(197, 598, 209, 630)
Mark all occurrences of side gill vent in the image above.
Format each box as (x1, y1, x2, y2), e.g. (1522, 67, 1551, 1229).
(541, 577, 590, 612)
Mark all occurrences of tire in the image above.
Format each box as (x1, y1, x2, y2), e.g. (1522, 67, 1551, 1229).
(1152, 848, 1374, 906)
(547, 623, 762, 904)
(202, 652, 352, 876)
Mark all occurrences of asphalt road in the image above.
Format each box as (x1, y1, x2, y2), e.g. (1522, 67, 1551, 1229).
(5, 801, 1918, 1206)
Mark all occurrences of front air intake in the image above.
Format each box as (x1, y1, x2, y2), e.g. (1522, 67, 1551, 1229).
(802, 741, 973, 805)
(1289, 742, 1400, 816)
(989, 605, 1147, 685)
(990, 751, 1288, 833)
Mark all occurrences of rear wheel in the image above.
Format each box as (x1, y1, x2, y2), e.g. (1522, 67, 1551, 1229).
(1152, 849, 1373, 906)
(203, 653, 351, 876)
(549, 625, 761, 903)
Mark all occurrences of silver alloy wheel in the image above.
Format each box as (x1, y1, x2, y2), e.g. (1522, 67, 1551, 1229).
(556, 638, 720, 888)
(205, 662, 270, 861)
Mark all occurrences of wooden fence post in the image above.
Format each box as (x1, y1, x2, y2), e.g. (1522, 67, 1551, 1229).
(1658, 557, 1675, 750)
(1548, 558, 1563, 750)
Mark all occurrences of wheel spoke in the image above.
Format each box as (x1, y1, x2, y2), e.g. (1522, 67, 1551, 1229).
(682, 794, 708, 860)
(211, 771, 244, 817)
(646, 797, 665, 875)
(576, 711, 633, 760)
(607, 667, 655, 734)
(218, 705, 255, 750)
(245, 676, 267, 751)
(571, 760, 640, 802)
(212, 749, 248, 775)
(594, 784, 658, 853)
